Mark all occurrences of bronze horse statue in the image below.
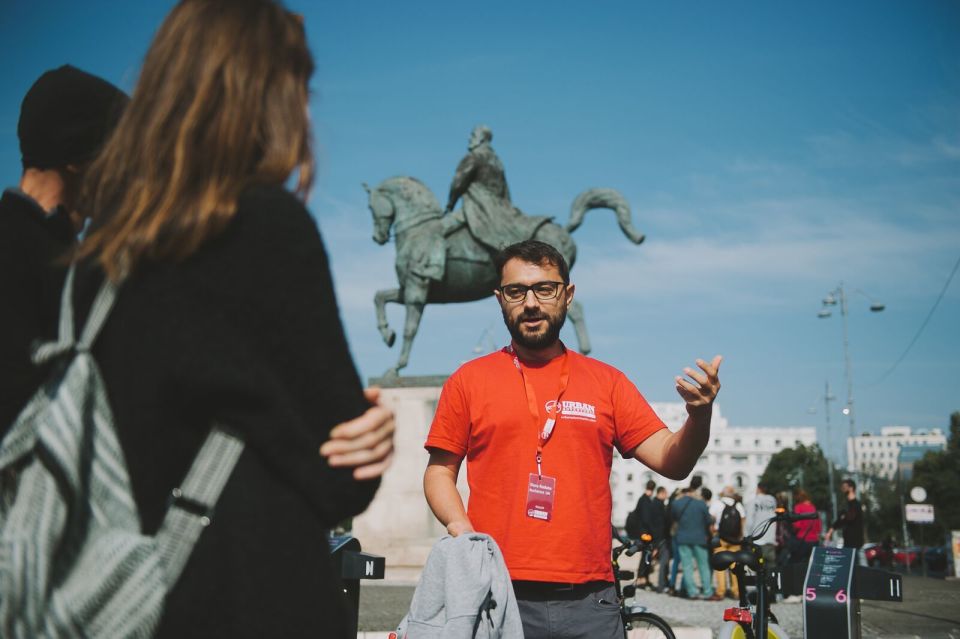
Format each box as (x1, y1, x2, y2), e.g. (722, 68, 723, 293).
(365, 176, 644, 377)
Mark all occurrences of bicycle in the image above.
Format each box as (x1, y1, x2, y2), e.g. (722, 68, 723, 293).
(711, 508, 818, 639)
(612, 527, 677, 639)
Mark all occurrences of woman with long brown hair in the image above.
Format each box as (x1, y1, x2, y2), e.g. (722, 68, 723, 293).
(72, 1, 384, 636)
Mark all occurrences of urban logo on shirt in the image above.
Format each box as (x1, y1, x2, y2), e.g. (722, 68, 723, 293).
(545, 399, 596, 422)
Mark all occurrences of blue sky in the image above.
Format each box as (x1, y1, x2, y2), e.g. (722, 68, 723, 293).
(2, 1, 958, 466)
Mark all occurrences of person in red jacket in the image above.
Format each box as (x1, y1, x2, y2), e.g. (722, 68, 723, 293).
(790, 489, 821, 564)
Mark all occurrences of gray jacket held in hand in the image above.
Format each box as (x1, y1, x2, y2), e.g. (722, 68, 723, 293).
(395, 533, 523, 639)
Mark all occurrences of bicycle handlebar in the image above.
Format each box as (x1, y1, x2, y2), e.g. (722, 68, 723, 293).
(611, 525, 654, 559)
(743, 509, 819, 545)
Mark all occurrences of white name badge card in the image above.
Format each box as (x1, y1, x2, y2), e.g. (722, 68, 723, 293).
(525, 473, 556, 521)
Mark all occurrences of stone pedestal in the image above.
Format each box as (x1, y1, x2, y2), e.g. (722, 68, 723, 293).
(351, 376, 468, 583)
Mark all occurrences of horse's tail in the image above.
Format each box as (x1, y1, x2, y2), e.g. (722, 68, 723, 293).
(566, 187, 644, 245)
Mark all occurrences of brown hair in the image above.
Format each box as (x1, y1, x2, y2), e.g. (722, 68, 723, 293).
(494, 240, 570, 285)
(77, 0, 314, 280)
(794, 488, 812, 503)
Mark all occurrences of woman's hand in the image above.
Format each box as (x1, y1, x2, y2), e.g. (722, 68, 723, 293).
(319, 388, 395, 480)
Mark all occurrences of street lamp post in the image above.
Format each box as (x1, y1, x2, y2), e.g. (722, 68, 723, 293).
(823, 380, 839, 523)
(818, 282, 884, 488)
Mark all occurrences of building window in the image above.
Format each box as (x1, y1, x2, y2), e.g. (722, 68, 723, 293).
(626, 492, 634, 502)
(755, 439, 761, 447)
(734, 473, 747, 489)
(731, 455, 748, 464)
(775, 439, 782, 447)
(714, 438, 721, 446)
(717, 474, 724, 484)
(734, 439, 741, 447)
(626, 473, 634, 481)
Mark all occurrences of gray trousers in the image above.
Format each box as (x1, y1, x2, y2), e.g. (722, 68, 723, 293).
(512, 580, 622, 639)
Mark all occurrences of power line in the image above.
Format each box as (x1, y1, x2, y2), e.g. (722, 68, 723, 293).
(872, 252, 960, 385)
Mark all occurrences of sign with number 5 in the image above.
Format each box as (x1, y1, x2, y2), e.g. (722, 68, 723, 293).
(805, 587, 816, 601)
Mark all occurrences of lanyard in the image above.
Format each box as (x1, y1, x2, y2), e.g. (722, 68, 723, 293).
(507, 344, 570, 478)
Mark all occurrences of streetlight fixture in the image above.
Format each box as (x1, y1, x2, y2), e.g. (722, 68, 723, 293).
(817, 282, 885, 487)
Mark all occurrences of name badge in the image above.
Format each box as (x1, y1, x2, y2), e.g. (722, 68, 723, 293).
(525, 473, 556, 521)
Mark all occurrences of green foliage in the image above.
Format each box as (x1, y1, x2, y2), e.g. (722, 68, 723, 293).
(861, 472, 902, 543)
(911, 412, 960, 541)
(759, 443, 839, 512)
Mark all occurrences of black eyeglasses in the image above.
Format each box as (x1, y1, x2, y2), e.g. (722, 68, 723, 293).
(498, 281, 566, 303)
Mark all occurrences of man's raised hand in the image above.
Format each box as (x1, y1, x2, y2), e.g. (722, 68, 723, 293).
(675, 355, 723, 412)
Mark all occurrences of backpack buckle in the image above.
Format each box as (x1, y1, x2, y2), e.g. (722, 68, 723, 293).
(169, 487, 213, 526)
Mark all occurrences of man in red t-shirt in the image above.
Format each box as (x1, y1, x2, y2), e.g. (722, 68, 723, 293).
(424, 240, 722, 639)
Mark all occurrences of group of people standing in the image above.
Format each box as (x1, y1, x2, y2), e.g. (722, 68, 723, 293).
(627, 476, 866, 601)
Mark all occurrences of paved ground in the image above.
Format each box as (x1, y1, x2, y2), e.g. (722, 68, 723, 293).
(359, 575, 960, 637)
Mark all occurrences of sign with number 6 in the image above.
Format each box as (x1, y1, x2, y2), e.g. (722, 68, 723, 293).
(835, 589, 847, 603)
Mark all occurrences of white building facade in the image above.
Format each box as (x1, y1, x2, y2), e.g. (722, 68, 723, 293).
(846, 425, 947, 480)
(610, 402, 817, 527)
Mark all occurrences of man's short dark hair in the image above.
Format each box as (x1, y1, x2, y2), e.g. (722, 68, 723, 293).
(701, 487, 713, 501)
(757, 482, 768, 493)
(841, 478, 856, 490)
(494, 240, 569, 284)
(689, 475, 703, 490)
(645, 480, 656, 492)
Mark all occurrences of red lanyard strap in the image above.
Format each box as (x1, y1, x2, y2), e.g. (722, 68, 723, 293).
(507, 345, 570, 476)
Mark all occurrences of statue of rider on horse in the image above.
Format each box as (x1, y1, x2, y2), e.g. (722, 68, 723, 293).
(366, 125, 645, 377)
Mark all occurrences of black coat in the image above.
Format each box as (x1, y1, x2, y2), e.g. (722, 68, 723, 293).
(73, 184, 379, 638)
(0, 188, 72, 432)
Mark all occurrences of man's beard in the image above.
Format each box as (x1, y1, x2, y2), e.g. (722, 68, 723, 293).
(503, 306, 567, 350)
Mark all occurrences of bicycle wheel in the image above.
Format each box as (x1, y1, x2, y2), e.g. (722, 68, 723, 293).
(716, 620, 790, 639)
(623, 611, 676, 639)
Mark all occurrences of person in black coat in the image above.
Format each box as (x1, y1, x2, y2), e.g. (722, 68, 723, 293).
(68, 1, 394, 636)
(0, 65, 127, 433)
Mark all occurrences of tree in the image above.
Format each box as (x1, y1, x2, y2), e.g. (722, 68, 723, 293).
(911, 411, 960, 542)
(759, 444, 839, 512)
(861, 471, 902, 543)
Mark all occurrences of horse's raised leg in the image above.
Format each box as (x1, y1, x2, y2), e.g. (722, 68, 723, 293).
(384, 277, 430, 377)
(374, 288, 400, 347)
(567, 299, 592, 355)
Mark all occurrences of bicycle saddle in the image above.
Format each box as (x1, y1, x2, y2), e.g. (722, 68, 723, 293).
(710, 549, 762, 571)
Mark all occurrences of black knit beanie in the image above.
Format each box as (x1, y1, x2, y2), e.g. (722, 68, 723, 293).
(17, 65, 129, 170)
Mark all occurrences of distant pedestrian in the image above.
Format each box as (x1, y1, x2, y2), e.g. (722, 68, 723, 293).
(826, 478, 866, 566)
(775, 492, 792, 566)
(711, 486, 745, 600)
(790, 489, 821, 565)
(671, 481, 716, 600)
(666, 488, 684, 595)
(746, 482, 778, 565)
(628, 480, 658, 588)
(654, 486, 673, 593)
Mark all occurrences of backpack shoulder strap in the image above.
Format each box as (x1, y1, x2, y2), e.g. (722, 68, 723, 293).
(32, 265, 119, 364)
(155, 424, 245, 588)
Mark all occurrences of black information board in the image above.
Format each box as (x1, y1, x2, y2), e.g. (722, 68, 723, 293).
(802, 546, 859, 639)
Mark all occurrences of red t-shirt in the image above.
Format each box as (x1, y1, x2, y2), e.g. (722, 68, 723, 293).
(425, 346, 666, 583)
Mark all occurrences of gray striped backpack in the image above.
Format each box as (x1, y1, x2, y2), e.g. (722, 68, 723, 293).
(0, 266, 245, 638)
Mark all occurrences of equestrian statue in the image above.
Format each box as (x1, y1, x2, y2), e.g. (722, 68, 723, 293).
(366, 125, 645, 377)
